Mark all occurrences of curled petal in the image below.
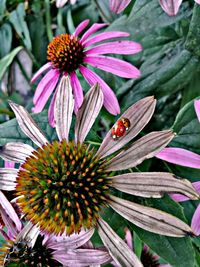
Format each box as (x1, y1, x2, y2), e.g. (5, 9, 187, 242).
(0, 143, 35, 163)
(9, 101, 48, 147)
(97, 96, 156, 159)
(31, 62, 52, 83)
(194, 99, 200, 123)
(170, 181, 200, 202)
(109, 0, 132, 14)
(156, 147, 200, 169)
(16, 222, 40, 248)
(73, 19, 89, 37)
(80, 23, 107, 43)
(97, 217, 143, 267)
(107, 130, 174, 171)
(109, 195, 193, 237)
(111, 172, 199, 200)
(159, 0, 182, 16)
(84, 55, 141, 78)
(75, 84, 103, 144)
(54, 76, 74, 141)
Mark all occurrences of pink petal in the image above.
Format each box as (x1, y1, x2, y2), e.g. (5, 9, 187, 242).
(156, 147, 200, 169)
(85, 41, 142, 55)
(195, 0, 200, 4)
(79, 65, 120, 115)
(56, 0, 68, 8)
(31, 62, 52, 83)
(170, 181, 200, 202)
(4, 161, 15, 168)
(194, 100, 200, 123)
(70, 72, 84, 113)
(159, 0, 183, 16)
(84, 55, 141, 78)
(82, 31, 130, 47)
(33, 69, 60, 113)
(73, 19, 89, 37)
(48, 89, 58, 128)
(124, 228, 133, 250)
(192, 204, 200, 235)
(109, 0, 132, 14)
(80, 23, 107, 43)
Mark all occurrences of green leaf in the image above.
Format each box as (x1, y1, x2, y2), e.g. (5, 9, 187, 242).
(185, 4, 200, 58)
(128, 196, 196, 267)
(0, 0, 6, 21)
(9, 3, 32, 50)
(0, 23, 12, 58)
(171, 99, 200, 154)
(0, 46, 22, 80)
(0, 110, 56, 147)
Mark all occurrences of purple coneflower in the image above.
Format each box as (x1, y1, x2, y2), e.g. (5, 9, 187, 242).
(31, 19, 142, 126)
(0, 77, 199, 266)
(0, 191, 111, 266)
(159, 0, 200, 16)
(109, 0, 132, 14)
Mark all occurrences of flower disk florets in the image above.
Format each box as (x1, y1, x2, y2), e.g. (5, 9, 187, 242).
(16, 140, 110, 235)
(47, 34, 84, 73)
(1, 237, 60, 267)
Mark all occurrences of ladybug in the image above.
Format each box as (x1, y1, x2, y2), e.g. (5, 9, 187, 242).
(111, 117, 130, 139)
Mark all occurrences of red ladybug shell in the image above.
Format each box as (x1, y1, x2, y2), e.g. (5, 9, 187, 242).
(111, 118, 130, 139)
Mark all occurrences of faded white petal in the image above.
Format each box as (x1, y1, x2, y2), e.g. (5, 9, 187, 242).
(97, 96, 156, 159)
(16, 222, 40, 248)
(0, 142, 35, 163)
(75, 84, 103, 144)
(0, 168, 18, 190)
(107, 130, 174, 171)
(45, 228, 95, 250)
(54, 76, 74, 142)
(53, 248, 111, 267)
(9, 101, 48, 148)
(97, 217, 143, 267)
(109, 195, 193, 237)
(111, 172, 199, 199)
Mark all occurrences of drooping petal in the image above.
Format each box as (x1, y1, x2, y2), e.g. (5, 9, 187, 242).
(0, 143, 35, 163)
(107, 130, 174, 171)
(33, 69, 60, 113)
(82, 31, 129, 47)
(111, 172, 199, 199)
(159, 0, 183, 16)
(54, 76, 74, 141)
(97, 96, 156, 158)
(73, 19, 90, 37)
(170, 181, 200, 202)
(191, 204, 200, 235)
(70, 71, 84, 113)
(194, 100, 200, 123)
(4, 161, 15, 168)
(53, 248, 111, 267)
(0, 168, 18, 190)
(15, 222, 40, 248)
(56, 0, 68, 8)
(109, 0, 132, 14)
(31, 62, 52, 83)
(156, 147, 200, 169)
(79, 65, 120, 115)
(109, 195, 193, 237)
(9, 101, 48, 147)
(0, 191, 22, 232)
(48, 87, 58, 127)
(80, 23, 107, 43)
(124, 228, 133, 250)
(84, 55, 141, 78)
(85, 41, 142, 55)
(97, 217, 143, 267)
(45, 228, 94, 250)
(75, 84, 103, 144)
